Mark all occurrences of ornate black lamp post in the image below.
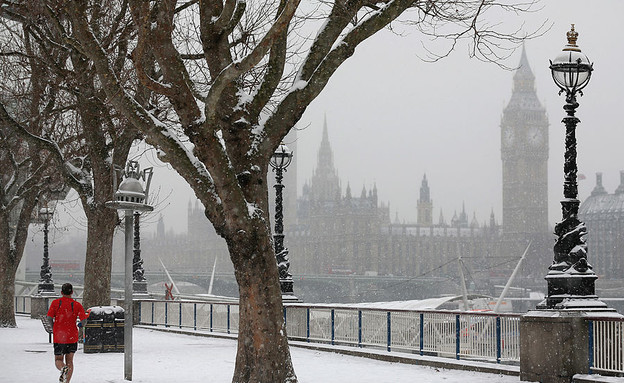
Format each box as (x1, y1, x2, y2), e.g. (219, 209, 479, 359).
(539, 25, 606, 310)
(38, 203, 55, 294)
(106, 160, 153, 381)
(132, 211, 148, 294)
(269, 143, 298, 301)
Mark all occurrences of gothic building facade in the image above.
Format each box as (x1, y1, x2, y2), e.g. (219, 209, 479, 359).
(285, 47, 552, 288)
(289, 125, 510, 284)
(289, 121, 390, 275)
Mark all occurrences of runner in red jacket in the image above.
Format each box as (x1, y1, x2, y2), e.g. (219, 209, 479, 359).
(47, 283, 90, 383)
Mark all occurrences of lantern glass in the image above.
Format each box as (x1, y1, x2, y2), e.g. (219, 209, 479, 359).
(551, 51, 592, 91)
(270, 143, 293, 170)
(39, 206, 54, 221)
(550, 25, 592, 94)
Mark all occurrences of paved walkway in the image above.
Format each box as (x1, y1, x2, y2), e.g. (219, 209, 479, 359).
(3, 315, 522, 382)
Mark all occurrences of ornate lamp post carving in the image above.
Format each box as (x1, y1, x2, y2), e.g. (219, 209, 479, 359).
(269, 143, 298, 301)
(539, 25, 607, 310)
(106, 160, 154, 380)
(132, 211, 148, 294)
(37, 202, 55, 294)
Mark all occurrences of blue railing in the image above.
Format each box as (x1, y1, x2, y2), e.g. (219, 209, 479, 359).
(136, 300, 521, 364)
(15, 293, 624, 374)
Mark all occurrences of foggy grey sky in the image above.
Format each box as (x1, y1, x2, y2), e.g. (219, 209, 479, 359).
(292, 0, 624, 229)
(51, 1, 624, 238)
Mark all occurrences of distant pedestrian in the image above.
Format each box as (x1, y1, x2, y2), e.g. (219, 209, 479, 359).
(47, 283, 90, 383)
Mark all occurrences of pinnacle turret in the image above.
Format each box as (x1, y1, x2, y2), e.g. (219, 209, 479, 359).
(591, 173, 608, 196)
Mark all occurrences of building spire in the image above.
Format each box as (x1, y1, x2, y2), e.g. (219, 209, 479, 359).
(417, 174, 433, 226)
(419, 173, 430, 202)
(309, 116, 341, 201)
(316, 115, 334, 175)
(471, 212, 479, 228)
(513, 44, 535, 92)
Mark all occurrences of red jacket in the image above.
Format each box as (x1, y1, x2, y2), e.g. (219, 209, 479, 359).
(47, 296, 89, 344)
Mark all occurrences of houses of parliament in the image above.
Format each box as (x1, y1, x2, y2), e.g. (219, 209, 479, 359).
(141, 48, 621, 298)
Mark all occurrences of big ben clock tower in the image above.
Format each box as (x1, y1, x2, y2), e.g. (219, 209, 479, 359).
(501, 47, 549, 238)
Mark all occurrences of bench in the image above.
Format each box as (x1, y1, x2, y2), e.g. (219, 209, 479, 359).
(39, 315, 53, 343)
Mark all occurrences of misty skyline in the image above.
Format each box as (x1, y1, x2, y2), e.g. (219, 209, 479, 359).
(45, 1, 624, 240)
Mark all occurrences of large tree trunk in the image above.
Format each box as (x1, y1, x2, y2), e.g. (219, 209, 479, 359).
(82, 207, 117, 309)
(0, 242, 17, 327)
(228, 221, 296, 383)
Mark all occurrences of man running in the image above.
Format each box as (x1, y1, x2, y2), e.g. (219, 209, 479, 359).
(47, 283, 90, 383)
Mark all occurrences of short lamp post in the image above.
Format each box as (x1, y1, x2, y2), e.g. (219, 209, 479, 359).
(106, 160, 153, 381)
(269, 143, 298, 301)
(37, 203, 55, 295)
(539, 25, 607, 310)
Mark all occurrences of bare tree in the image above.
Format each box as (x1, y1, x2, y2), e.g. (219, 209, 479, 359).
(2, 0, 542, 379)
(0, 18, 62, 325)
(0, 0, 141, 313)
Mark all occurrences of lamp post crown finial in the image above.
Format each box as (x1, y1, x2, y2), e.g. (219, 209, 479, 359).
(564, 24, 580, 52)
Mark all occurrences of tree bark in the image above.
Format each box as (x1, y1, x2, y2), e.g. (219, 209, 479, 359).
(0, 236, 17, 327)
(82, 207, 117, 309)
(228, 217, 296, 383)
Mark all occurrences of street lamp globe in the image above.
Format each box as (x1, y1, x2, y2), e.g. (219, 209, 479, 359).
(39, 205, 54, 221)
(270, 143, 293, 170)
(550, 24, 593, 97)
(115, 177, 147, 204)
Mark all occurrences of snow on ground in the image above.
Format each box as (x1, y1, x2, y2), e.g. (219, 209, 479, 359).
(1, 315, 522, 383)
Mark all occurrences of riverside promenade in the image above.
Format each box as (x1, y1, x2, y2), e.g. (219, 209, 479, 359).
(3, 315, 621, 383)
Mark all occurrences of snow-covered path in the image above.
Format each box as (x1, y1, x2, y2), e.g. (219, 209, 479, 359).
(2, 315, 521, 382)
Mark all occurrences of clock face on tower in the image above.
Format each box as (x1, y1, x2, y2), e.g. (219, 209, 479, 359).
(527, 127, 543, 146)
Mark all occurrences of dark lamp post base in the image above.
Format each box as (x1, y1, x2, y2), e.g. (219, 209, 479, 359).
(537, 270, 612, 310)
(38, 282, 55, 295)
(133, 280, 148, 295)
(280, 279, 300, 302)
(280, 278, 294, 294)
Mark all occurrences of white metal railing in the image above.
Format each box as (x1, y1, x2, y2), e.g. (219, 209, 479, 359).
(14, 294, 31, 315)
(136, 300, 520, 364)
(590, 317, 624, 374)
(12, 294, 521, 364)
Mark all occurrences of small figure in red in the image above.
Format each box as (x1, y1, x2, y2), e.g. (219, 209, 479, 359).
(47, 283, 90, 383)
